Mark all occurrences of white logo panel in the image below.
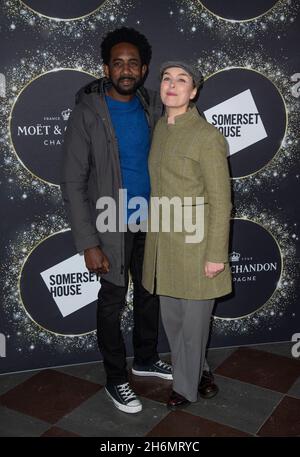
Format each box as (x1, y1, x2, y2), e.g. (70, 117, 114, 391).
(204, 89, 268, 155)
(40, 254, 100, 317)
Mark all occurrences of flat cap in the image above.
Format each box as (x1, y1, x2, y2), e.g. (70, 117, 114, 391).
(160, 60, 203, 88)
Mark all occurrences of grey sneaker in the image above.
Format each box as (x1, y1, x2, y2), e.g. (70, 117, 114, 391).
(132, 359, 173, 380)
(105, 382, 142, 413)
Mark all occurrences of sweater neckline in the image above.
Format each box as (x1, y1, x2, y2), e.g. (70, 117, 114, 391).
(105, 94, 140, 112)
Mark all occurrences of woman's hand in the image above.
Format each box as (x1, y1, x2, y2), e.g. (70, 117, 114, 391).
(204, 261, 225, 279)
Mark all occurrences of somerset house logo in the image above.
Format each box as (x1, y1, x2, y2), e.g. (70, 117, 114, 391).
(204, 89, 268, 156)
(40, 253, 99, 318)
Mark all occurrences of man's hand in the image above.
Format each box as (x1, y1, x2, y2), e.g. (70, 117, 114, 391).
(204, 261, 224, 279)
(84, 246, 110, 275)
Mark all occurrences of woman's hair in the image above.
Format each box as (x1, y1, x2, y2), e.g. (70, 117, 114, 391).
(101, 27, 152, 66)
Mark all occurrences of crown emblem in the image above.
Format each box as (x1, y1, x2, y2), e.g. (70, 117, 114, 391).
(61, 108, 72, 121)
(229, 251, 240, 262)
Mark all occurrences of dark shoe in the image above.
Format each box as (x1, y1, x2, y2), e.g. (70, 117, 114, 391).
(167, 390, 190, 410)
(105, 382, 142, 413)
(132, 359, 173, 380)
(198, 370, 219, 399)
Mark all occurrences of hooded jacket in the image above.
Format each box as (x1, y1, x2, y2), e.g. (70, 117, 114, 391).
(61, 77, 162, 286)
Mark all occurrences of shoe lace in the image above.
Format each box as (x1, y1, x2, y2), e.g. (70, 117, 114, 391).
(156, 360, 171, 371)
(118, 383, 137, 402)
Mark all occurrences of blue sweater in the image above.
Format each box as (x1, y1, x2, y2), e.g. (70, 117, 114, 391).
(105, 95, 151, 222)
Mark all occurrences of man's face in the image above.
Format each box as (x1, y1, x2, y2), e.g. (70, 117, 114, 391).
(104, 42, 147, 96)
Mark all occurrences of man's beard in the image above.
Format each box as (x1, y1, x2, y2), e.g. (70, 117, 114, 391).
(112, 76, 143, 95)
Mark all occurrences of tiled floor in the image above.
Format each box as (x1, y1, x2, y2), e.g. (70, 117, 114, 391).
(0, 342, 299, 437)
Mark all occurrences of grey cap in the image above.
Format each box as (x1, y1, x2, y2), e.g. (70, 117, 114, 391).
(160, 60, 203, 88)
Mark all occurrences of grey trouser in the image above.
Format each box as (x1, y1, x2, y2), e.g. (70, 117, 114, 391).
(160, 295, 214, 402)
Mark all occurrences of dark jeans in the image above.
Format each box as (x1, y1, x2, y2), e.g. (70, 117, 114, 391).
(97, 229, 159, 386)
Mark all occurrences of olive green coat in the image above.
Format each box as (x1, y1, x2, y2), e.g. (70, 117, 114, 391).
(142, 106, 232, 300)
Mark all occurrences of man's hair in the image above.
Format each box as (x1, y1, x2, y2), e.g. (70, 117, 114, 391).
(101, 27, 152, 66)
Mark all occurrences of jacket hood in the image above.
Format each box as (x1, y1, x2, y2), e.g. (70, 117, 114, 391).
(74, 77, 163, 130)
(75, 77, 108, 104)
(75, 77, 153, 111)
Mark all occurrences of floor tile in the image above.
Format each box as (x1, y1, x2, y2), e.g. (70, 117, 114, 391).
(258, 396, 300, 436)
(0, 405, 50, 437)
(215, 347, 300, 393)
(57, 389, 169, 437)
(0, 369, 102, 423)
(249, 342, 295, 359)
(1, 344, 298, 438)
(206, 347, 237, 371)
(187, 374, 283, 435)
(288, 377, 300, 399)
(0, 372, 35, 395)
(147, 410, 251, 437)
(129, 372, 173, 404)
(41, 426, 81, 437)
(57, 361, 106, 385)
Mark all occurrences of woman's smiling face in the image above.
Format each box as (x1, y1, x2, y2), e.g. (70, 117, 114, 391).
(160, 66, 197, 111)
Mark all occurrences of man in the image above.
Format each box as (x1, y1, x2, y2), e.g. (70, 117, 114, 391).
(61, 27, 172, 414)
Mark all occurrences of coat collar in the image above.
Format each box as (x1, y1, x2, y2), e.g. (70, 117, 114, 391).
(163, 105, 201, 127)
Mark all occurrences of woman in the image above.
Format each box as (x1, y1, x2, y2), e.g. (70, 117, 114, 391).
(142, 61, 232, 409)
